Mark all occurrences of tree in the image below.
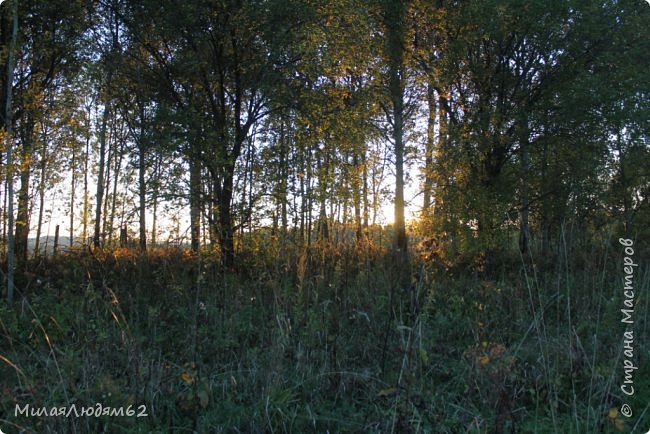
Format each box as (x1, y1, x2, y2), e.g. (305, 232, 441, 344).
(417, 0, 649, 259)
(92, 1, 122, 248)
(2, 0, 18, 304)
(114, 49, 159, 251)
(9, 0, 89, 260)
(120, 0, 308, 265)
(378, 0, 412, 255)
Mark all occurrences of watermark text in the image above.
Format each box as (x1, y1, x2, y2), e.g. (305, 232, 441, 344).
(619, 238, 638, 417)
(15, 403, 148, 418)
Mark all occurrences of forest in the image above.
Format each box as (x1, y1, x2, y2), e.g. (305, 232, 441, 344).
(0, 0, 649, 432)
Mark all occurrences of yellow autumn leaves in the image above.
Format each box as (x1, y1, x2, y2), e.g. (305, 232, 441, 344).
(180, 371, 195, 385)
(178, 363, 210, 412)
(607, 407, 626, 432)
(466, 341, 510, 369)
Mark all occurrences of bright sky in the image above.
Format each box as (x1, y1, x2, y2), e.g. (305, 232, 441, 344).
(32, 170, 422, 246)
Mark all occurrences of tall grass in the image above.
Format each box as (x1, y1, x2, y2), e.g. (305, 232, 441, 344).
(0, 235, 647, 433)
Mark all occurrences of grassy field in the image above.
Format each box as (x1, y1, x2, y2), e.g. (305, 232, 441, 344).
(1, 233, 648, 433)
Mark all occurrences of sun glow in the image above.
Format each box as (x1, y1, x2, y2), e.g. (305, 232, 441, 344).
(376, 182, 421, 226)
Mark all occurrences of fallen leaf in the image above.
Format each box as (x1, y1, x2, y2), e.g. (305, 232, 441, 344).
(180, 372, 195, 385)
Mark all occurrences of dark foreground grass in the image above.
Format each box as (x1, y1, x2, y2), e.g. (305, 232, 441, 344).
(0, 239, 648, 433)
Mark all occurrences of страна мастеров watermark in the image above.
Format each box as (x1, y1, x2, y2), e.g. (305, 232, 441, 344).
(619, 237, 639, 418)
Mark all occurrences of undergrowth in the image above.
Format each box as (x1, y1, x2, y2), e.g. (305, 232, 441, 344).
(0, 236, 648, 433)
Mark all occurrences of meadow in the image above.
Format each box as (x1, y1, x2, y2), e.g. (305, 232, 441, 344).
(1, 227, 648, 433)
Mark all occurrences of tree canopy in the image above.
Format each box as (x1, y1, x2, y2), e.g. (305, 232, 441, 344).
(0, 0, 646, 267)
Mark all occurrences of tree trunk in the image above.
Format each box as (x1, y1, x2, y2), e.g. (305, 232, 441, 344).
(317, 151, 329, 241)
(248, 134, 256, 238)
(138, 132, 147, 251)
(151, 154, 160, 245)
(433, 91, 448, 218)
(108, 137, 123, 244)
(53, 225, 59, 256)
(519, 134, 530, 254)
(540, 142, 550, 254)
(422, 82, 436, 212)
(15, 115, 35, 263)
(93, 100, 110, 248)
(386, 0, 408, 254)
(207, 176, 217, 248)
(2, 184, 7, 248)
(4, 0, 18, 304)
(94, 11, 119, 248)
(306, 146, 313, 247)
(319, 201, 329, 241)
(83, 108, 91, 243)
(371, 162, 380, 226)
(353, 153, 363, 241)
(34, 125, 49, 257)
(189, 156, 201, 252)
(104, 134, 115, 243)
(279, 120, 288, 233)
(70, 141, 76, 247)
(218, 173, 235, 267)
(299, 143, 306, 244)
(362, 151, 369, 232)
(119, 225, 127, 247)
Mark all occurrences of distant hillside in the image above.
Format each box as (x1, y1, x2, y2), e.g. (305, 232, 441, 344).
(27, 236, 85, 254)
